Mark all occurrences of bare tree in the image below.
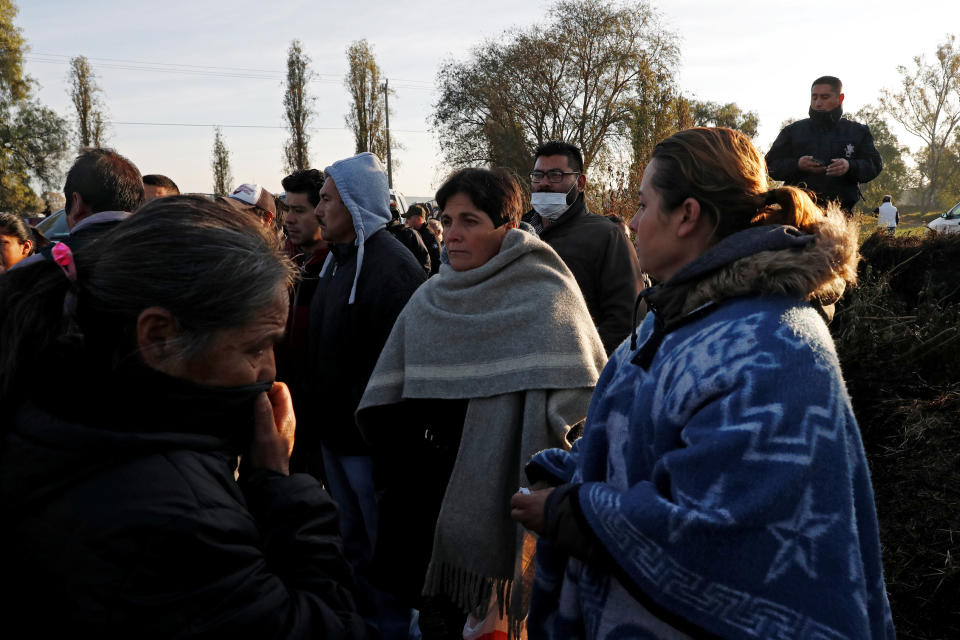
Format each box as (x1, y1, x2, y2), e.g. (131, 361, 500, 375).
(881, 35, 960, 211)
(432, 0, 679, 175)
(344, 39, 393, 162)
(211, 127, 232, 196)
(283, 39, 314, 173)
(68, 55, 107, 148)
(853, 105, 915, 210)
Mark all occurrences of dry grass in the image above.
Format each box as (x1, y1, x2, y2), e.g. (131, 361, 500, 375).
(832, 231, 960, 638)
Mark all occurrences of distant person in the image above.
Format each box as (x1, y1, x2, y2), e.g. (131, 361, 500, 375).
(405, 203, 441, 276)
(522, 141, 644, 354)
(386, 202, 431, 275)
(303, 153, 426, 636)
(0, 213, 35, 274)
(62, 148, 143, 244)
(426, 217, 443, 245)
(277, 169, 329, 421)
(14, 148, 143, 271)
(142, 174, 180, 201)
(0, 196, 370, 638)
(765, 76, 882, 213)
(876, 195, 899, 236)
(219, 183, 283, 246)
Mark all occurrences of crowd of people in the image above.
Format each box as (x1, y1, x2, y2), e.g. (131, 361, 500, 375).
(0, 75, 896, 640)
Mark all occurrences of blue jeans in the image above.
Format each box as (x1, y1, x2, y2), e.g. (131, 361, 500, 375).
(319, 445, 420, 639)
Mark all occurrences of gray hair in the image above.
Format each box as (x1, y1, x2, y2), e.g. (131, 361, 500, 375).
(1, 196, 296, 402)
(78, 195, 295, 358)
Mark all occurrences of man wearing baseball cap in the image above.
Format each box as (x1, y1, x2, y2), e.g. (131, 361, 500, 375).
(219, 183, 283, 244)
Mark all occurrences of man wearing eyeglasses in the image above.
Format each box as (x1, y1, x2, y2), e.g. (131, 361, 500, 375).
(523, 141, 644, 354)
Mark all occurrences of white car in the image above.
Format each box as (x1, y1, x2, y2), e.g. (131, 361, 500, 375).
(926, 201, 960, 234)
(389, 189, 408, 216)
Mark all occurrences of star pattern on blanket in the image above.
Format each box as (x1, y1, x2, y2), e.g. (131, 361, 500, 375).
(765, 486, 839, 583)
(668, 475, 736, 543)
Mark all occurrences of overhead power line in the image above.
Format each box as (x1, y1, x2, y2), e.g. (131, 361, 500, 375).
(107, 120, 429, 134)
(23, 52, 436, 90)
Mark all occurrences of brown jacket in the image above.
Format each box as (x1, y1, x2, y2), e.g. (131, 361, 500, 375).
(525, 195, 645, 354)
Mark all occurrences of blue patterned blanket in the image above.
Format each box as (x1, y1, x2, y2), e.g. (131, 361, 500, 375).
(528, 296, 895, 640)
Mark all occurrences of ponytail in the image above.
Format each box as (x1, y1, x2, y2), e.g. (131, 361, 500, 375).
(651, 127, 830, 241)
(751, 186, 824, 234)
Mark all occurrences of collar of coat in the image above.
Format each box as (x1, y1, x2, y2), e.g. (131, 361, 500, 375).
(644, 204, 858, 330)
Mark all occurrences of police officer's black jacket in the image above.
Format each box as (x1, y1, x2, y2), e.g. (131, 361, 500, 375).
(765, 115, 882, 210)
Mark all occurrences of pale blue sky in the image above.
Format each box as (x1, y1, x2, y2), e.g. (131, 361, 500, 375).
(15, 0, 960, 198)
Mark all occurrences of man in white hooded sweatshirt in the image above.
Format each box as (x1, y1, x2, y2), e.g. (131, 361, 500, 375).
(877, 194, 898, 236)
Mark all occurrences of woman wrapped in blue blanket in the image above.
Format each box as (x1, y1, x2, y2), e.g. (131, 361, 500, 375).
(510, 127, 895, 640)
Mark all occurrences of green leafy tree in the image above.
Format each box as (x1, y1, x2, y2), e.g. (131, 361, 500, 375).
(689, 99, 759, 138)
(68, 55, 107, 148)
(880, 35, 960, 211)
(629, 71, 691, 171)
(0, 0, 69, 214)
(589, 70, 689, 221)
(938, 140, 960, 205)
(432, 0, 679, 176)
(282, 40, 314, 173)
(211, 127, 232, 196)
(0, 0, 28, 103)
(852, 105, 914, 211)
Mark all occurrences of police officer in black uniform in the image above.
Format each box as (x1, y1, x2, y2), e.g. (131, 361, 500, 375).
(765, 76, 882, 213)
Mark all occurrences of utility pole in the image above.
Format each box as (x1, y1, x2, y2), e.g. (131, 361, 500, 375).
(382, 79, 393, 188)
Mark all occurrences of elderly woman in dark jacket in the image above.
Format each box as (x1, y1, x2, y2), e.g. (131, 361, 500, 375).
(0, 197, 370, 639)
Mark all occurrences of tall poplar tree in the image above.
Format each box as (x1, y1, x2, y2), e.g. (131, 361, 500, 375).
(283, 40, 314, 173)
(344, 39, 391, 161)
(68, 55, 107, 148)
(211, 127, 232, 197)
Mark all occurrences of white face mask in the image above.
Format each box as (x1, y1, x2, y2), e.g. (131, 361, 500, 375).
(531, 182, 577, 220)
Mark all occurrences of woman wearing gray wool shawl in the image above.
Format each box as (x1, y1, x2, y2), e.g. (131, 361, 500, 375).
(357, 227, 607, 635)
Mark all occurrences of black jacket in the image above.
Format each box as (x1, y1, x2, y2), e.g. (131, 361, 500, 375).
(765, 116, 882, 210)
(304, 229, 426, 454)
(523, 195, 644, 354)
(385, 219, 431, 275)
(357, 398, 468, 606)
(0, 364, 370, 639)
(416, 224, 442, 276)
(277, 248, 330, 427)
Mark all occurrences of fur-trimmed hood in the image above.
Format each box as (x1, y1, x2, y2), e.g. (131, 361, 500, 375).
(644, 205, 859, 324)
